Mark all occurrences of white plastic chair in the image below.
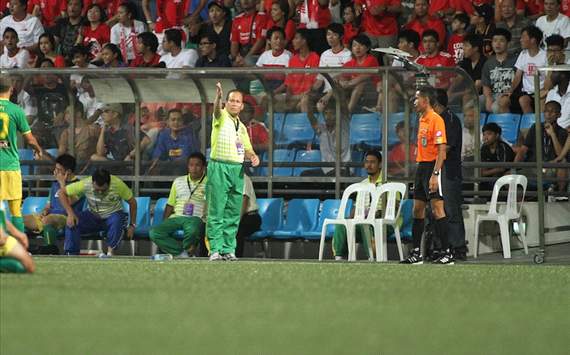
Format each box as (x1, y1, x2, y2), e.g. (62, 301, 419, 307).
(370, 182, 407, 262)
(474, 174, 528, 259)
(318, 183, 376, 261)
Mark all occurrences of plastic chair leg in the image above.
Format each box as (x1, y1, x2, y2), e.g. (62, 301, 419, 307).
(498, 217, 511, 259)
(474, 217, 481, 258)
(318, 222, 329, 261)
(518, 217, 529, 255)
(347, 224, 356, 261)
(283, 241, 292, 259)
(394, 226, 403, 261)
(130, 239, 135, 256)
(374, 222, 385, 262)
(151, 242, 158, 255)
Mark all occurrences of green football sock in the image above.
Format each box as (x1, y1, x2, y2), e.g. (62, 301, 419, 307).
(0, 258, 27, 273)
(43, 225, 58, 245)
(11, 216, 25, 233)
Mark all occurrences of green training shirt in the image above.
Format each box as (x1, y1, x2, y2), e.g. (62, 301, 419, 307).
(0, 99, 31, 171)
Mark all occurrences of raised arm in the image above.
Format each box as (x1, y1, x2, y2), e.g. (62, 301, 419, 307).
(214, 82, 223, 118)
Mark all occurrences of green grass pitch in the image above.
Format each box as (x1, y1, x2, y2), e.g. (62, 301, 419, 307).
(1, 257, 569, 355)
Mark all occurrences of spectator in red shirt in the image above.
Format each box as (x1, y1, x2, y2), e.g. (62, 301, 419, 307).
(415, 29, 455, 88)
(405, 0, 446, 51)
(280, 29, 320, 114)
(79, 3, 111, 62)
(516, 0, 544, 20)
(29, 0, 66, 29)
(241, 97, 269, 153)
(36, 33, 66, 67)
(388, 120, 417, 176)
(355, 0, 401, 64)
(447, 12, 469, 64)
(130, 32, 162, 67)
(264, 0, 296, 50)
(294, 0, 331, 54)
(230, 0, 267, 66)
(342, 3, 360, 47)
(143, 0, 189, 34)
(338, 34, 380, 113)
(83, 0, 120, 27)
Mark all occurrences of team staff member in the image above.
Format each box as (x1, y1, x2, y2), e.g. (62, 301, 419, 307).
(207, 83, 260, 261)
(0, 77, 43, 233)
(401, 87, 454, 265)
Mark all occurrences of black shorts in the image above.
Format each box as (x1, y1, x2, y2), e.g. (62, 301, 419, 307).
(413, 161, 444, 201)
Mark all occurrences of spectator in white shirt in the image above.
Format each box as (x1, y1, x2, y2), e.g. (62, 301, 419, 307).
(535, 0, 570, 47)
(9, 73, 37, 121)
(0, 27, 29, 68)
(110, 2, 146, 63)
(256, 27, 292, 92)
(315, 23, 352, 113)
(510, 25, 547, 113)
(0, 0, 44, 54)
(159, 28, 198, 68)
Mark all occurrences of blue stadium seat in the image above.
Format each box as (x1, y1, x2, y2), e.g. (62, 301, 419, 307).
(259, 149, 294, 176)
(350, 113, 381, 147)
(293, 150, 322, 176)
(351, 151, 365, 177)
(19, 149, 34, 175)
(205, 148, 211, 161)
(389, 112, 417, 127)
(250, 198, 284, 239)
(519, 113, 544, 131)
(273, 199, 320, 239)
(277, 113, 315, 146)
(264, 112, 286, 141)
(45, 148, 59, 159)
(152, 198, 169, 227)
(22, 197, 48, 215)
(486, 113, 521, 145)
(479, 112, 488, 127)
(304, 199, 353, 240)
(122, 197, 151, 237)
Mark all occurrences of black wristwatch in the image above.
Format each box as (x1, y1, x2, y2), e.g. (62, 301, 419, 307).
(432, 171, 440, 176)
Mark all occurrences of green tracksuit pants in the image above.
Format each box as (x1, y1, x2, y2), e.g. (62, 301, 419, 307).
(333, 224, 373, 258)
(149, 216, 204, 255)
(206, 160, 244, 254)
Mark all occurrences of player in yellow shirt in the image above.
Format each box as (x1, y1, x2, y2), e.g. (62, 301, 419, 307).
(0, 76, 43, 232)
(0, 200, 35, 273)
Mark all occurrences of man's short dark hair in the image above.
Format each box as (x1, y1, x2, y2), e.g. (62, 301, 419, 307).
(0, 76, 12, 93)
(295, 28, 310, 42)
(351, 34, 371, 49)
(92, 168, 111, 186)
(138, 32, 159, 53)
(422, 29, 439, 43)
(522, 25, 543, 44)
(226, 89, 243, 101)
(200, 31, 219, 47)
(119, 1, 137, 17)
(164, 28, 183, 48)
(70, 44, 90, 57)
(13, 0, 27, 7)
(545, 100, 562, 113)
(188, 152, 207, 166)
(545, 34, 565, 48)
(491, 28, 512, 42)
(267, 26, 285, 40)
(453, 13, 470, 27)
(365, 150, 382, 162)
(327, 23, 344, 37)
(398, 29, 420, 49)
(56, 154, 77, 173)
(482, 122, 501, 135)
(417, 86, 437, 106)
(464, 33, 484, 53)
(167, 108, 183, 118)
(435, 88, 448, 107)
(2, 27, 17, 38)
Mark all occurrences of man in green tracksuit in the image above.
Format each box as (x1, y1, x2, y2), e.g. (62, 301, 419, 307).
(150, 152, 208, 257)
(207, 82, 260, 261)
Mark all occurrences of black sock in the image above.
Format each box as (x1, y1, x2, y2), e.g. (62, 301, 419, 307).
(412, 218, 424, 249)
(435, 216, 449, 251)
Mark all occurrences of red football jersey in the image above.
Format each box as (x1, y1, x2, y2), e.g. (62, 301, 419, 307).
(28, 0, 67, 28)
(355, 0, 399, 36)
(230, 11, 268, 47)
(405, 17, 446, 52)
(285, 52, 320, 95)
(155, 0, 190, 33)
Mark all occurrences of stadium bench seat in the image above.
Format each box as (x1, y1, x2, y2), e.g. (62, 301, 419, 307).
(250, 198, 284, 239)
(273, 198, 320, 239)
(350, 113, 381, 147)
(277, 113, 315, 146)
(304, 199, 353, 240)
(293, 150, 322, 176)
(45, 148, 59, 159)
(519, 113, 544, 131)
(22, 197, 48, 215)
(19, 149, 34, 175)
(259, 149, 294, 176)
(486, 113, 521, 146)
(264, 112, 286, 141)
(122, 197, 151, 237)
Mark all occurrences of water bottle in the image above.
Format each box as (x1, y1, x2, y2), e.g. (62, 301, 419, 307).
(151, 254, 173, 261)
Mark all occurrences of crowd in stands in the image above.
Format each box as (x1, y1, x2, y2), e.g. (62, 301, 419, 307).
(1, 0, 569, 191)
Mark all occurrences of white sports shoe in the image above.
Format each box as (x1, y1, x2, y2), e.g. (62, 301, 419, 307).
(209, 252, 223, 261)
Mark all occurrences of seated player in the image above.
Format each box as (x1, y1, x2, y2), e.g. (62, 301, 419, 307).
(0, 202, 35, 273)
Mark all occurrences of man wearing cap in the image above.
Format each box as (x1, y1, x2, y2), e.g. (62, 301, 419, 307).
(91, 103, 151, 165)
(468, 3, 496, 56)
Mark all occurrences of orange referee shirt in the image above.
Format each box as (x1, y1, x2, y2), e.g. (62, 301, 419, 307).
(416, 109, 447, 162)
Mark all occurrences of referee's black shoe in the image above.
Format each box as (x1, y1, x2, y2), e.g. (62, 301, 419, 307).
(432, 250, 455, 265)
(400, 248, 423, 264)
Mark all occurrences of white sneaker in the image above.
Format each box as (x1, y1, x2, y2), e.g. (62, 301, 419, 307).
(335, 256, 346, 261)
(209, 252, 223, 261)
(98, 252, 111, 259)
(177, 251, 189, 259)
(223, 253, 238, 261)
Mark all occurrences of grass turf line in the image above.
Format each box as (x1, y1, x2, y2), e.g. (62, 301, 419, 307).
(1, 258, 569, 355)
